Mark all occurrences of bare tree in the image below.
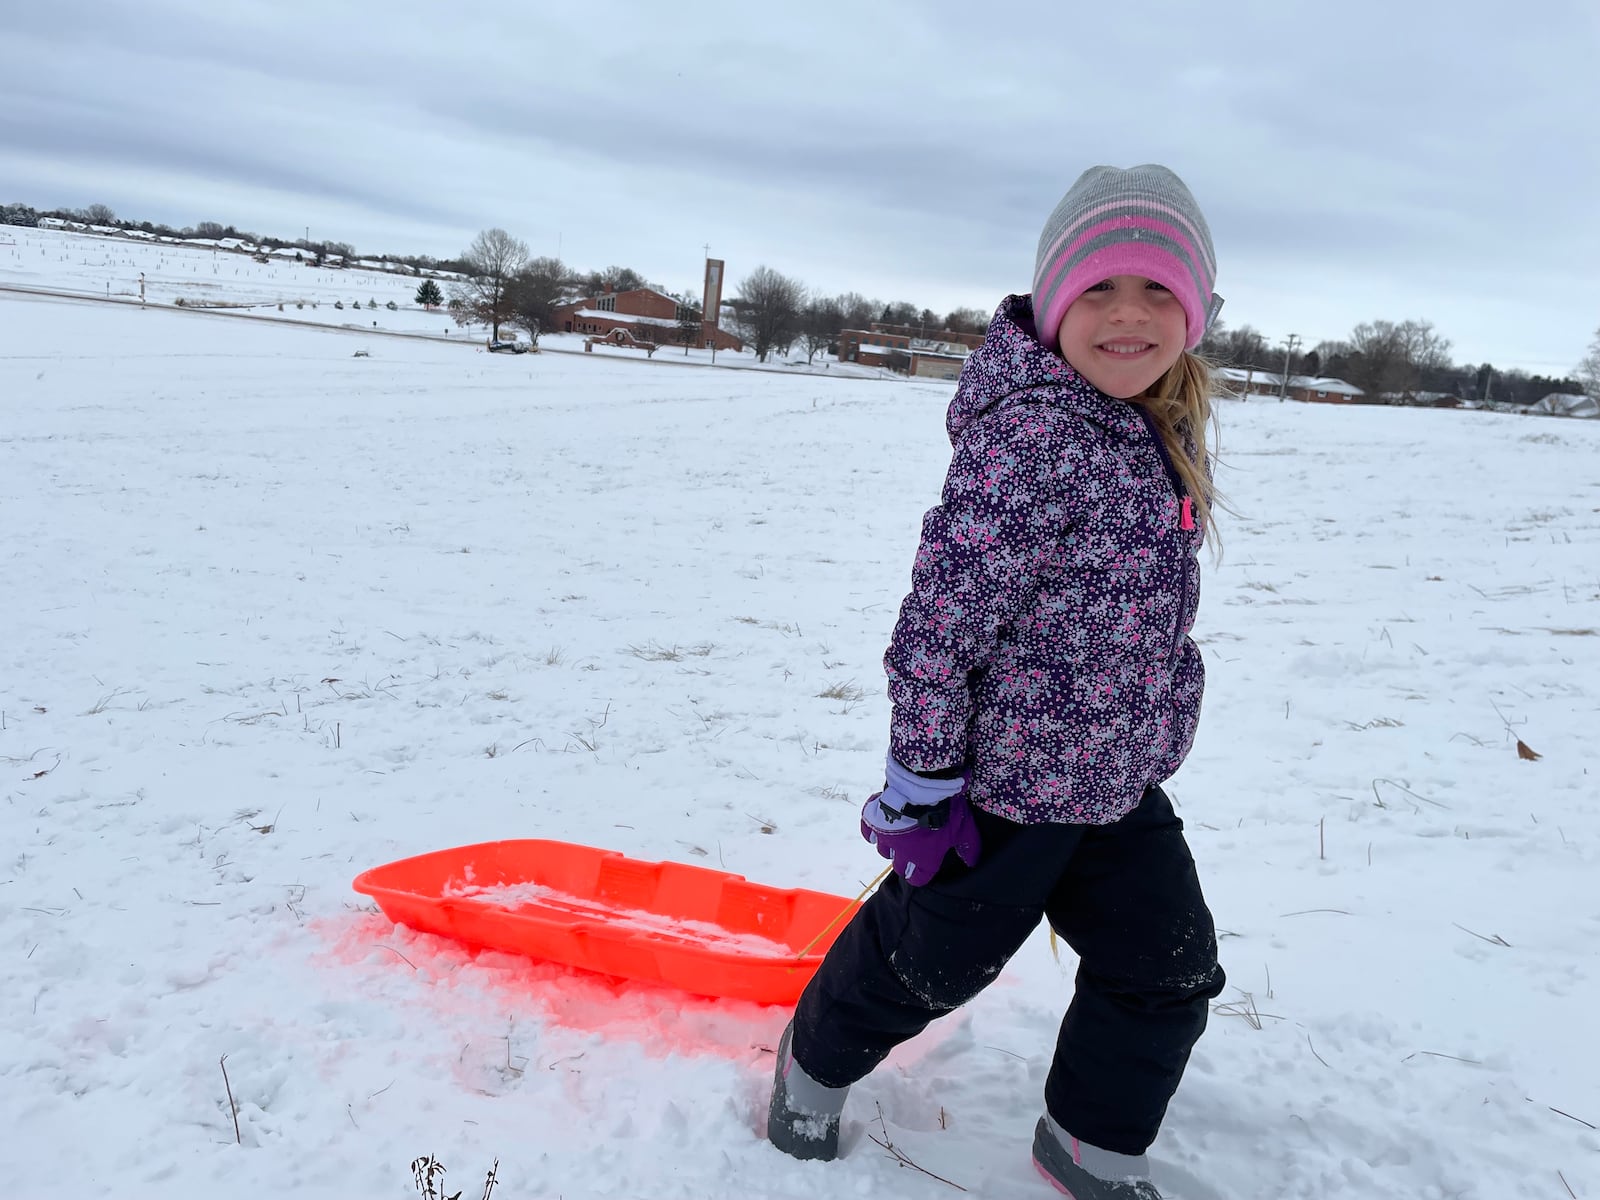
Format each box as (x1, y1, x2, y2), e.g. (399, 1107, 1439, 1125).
(84, 203, 117, 226)
(506, 256, 569, 343)
(835, 292, 879, 333)
(581, 265, 648, 295)
(674, 297, 703, 355)
(1345, 319, 1452, 401)
(1575, 326, 1600, 399)
(1199, 321, 1274, 372)
(800, 296, 844, 364)
(942, 306, 990, 335)
(1394, 319, 1452, 376)
(734, 266, 806, 362)
(451, 228, 529, 340)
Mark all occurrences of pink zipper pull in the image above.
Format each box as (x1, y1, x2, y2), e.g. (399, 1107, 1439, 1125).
(1180, 497, 1195, 531)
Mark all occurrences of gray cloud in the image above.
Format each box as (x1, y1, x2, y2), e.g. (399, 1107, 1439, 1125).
(3, 0, 1597, 372)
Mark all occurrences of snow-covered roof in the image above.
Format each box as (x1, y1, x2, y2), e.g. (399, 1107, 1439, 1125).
(1298, 377, 1364, 395)
(1214, 366, 1282, 384)
(570, 309, 680, 329)
(1213, 369, 1363, 395)
(909, 338, 970, 357)
(1531, 392, 1599, 418)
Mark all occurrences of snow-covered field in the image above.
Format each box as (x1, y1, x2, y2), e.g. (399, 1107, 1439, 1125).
(3, 290, 1597, 1200)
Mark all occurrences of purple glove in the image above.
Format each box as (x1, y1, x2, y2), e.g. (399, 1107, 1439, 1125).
(860, 756, 981, 885)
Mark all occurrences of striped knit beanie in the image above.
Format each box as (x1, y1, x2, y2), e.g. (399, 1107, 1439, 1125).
(1032, 164, 1220, 351)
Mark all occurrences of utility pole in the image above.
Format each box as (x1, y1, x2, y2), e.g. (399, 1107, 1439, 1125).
(1277, 333, 1302, 402)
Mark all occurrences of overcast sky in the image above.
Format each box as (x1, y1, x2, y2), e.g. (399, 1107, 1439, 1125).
(5, 1, 1598, 375)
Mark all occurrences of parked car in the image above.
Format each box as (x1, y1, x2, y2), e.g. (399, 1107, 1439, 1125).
(487, 336, 530, 354)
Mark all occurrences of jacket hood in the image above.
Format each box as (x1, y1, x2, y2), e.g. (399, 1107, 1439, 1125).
(947, 294, 1145, 446)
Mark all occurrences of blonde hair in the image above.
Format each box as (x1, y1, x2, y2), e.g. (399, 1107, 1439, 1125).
(1132, 351, 1223, 555)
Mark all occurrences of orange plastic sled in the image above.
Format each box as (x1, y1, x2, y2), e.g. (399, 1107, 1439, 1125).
(352, 840, 861, 1006)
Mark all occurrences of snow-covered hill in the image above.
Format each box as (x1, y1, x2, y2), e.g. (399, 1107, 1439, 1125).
(2, 289, 1596, 1199)
(0, 226, 890, 377)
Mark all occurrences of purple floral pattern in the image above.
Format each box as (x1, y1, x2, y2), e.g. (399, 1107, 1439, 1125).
(885, 295, 1207, 825)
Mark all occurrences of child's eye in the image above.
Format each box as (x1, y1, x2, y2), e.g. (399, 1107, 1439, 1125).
(1145, 280, 1169, 291)
(1087, 280, 1114, 292)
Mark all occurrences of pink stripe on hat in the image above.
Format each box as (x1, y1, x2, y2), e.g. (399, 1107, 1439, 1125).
(1038, 199, 1214, 281)
(1035, 214, 1207, 312)
(1031, 165, 1220, 351)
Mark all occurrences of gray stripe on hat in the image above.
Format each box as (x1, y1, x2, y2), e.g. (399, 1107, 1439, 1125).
(1034, 165, 1216, 295)
(1035, 224, 1209, 322)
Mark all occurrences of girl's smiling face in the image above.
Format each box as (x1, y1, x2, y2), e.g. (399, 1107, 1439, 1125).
(1057, 274, 1188, 398)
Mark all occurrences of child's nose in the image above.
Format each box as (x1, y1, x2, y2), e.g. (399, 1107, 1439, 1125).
(1109, 293, 1152, 321)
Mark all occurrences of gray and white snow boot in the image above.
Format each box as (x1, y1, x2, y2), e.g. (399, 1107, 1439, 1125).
(1032, 1114, 1164, 1198)
(766, 1022, 848, 1161)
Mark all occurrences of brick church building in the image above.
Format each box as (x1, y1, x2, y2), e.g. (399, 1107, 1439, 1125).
(551, 287, 744, 352)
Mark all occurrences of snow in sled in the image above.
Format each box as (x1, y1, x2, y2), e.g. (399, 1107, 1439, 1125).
(353, 839, 860, 1005)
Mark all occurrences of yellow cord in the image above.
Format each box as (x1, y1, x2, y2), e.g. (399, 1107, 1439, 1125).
(792, 866, 1068, 967)
(793, 864, 893, 960)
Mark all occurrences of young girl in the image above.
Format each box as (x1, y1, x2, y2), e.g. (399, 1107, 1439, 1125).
(768, 164, 1227, 1199)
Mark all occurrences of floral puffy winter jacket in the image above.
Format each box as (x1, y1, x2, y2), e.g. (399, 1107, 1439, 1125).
(885, 294, 1207, 825)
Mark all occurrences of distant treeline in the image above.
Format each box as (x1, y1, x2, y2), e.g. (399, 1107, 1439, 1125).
(0, 202, 466, 277)
(3, 201, 1587, 401)
(1198, 319, 1584, 408)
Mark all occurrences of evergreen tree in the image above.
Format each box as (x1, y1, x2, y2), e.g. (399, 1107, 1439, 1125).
(415, 279, 444, 309)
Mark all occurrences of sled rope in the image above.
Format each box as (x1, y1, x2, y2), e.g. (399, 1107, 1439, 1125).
(793, 865, 893, 960)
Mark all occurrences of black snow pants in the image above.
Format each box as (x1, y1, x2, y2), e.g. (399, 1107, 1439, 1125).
(790, 785, 1225, 1156)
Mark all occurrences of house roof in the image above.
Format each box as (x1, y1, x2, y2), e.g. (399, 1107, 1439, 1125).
(1214, 366, 1284, 385)
(1213, 368, 1363, 395)
(1297, 377, 1364, 395)
(564, 286, 681, 308)
(1532, 392, 1599, 417)
(569, 309, 680, 329)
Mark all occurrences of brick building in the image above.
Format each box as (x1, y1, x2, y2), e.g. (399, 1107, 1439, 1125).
(1213, 368, 1365, 403)
(551, 287, 744, 352)
(837, 322, 983, 379)
(1291, 377, 1365, 403)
